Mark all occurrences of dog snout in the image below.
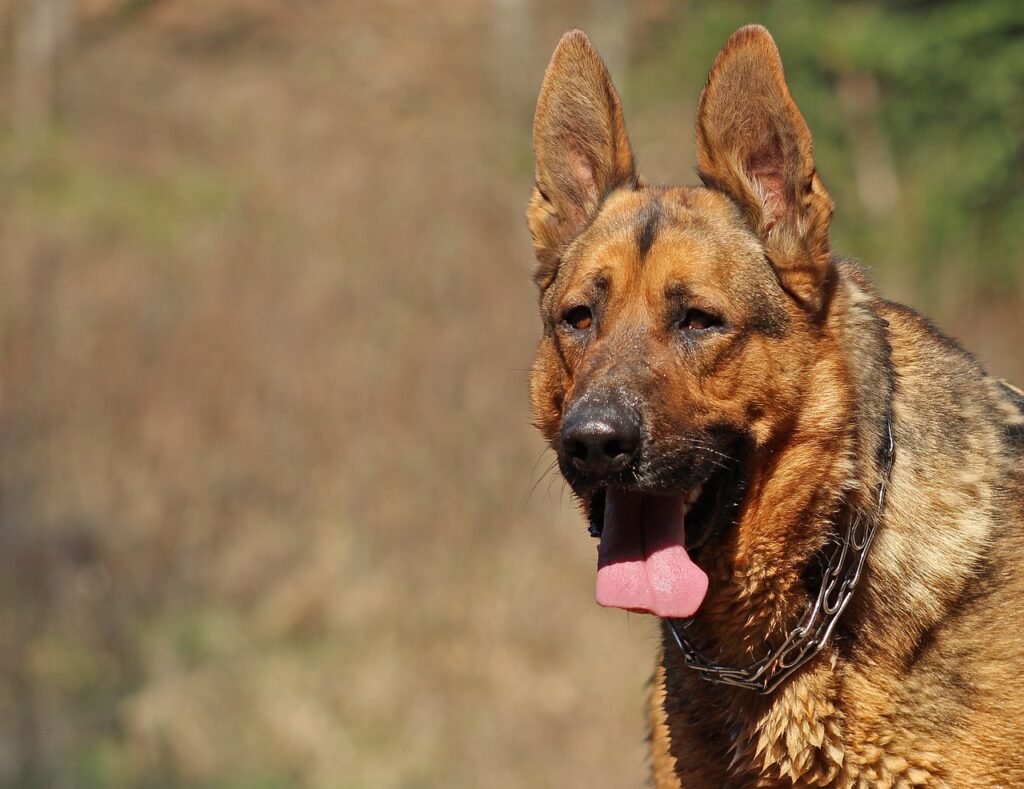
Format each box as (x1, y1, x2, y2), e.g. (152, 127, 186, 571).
(561, 402, 641, 478)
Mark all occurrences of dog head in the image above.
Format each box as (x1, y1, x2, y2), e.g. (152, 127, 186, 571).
(527, 27, 841, 618)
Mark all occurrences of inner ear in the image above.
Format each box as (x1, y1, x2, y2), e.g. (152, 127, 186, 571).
(528, 30, 636, 289)
(746, 145, 787, 231)
(566, 148, 599, 203)
(695, 25, 833, 312)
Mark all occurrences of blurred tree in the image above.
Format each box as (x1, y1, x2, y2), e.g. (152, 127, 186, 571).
(632, 0, 1024, 296)
(836, 0, 1024, 291)
(11, 0, 74, 134)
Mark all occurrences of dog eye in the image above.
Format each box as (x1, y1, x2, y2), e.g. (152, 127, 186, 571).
(677, 308, 722, 332)
(561, 306, 593, 331)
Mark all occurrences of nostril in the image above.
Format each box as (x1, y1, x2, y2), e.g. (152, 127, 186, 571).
(603, 439, 623, 459)
(567, 439, 588, 460)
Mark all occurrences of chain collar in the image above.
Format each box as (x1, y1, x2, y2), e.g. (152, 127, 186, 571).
(666, 413, 895, 695)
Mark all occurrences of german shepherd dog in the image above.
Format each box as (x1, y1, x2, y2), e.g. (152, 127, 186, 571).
(526, 25, 1024, 787)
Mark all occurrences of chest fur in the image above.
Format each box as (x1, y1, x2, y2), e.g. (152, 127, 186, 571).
(652, 656, 948, 788)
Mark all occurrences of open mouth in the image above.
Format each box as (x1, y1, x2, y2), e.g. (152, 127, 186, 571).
(586, 464, 738, 618)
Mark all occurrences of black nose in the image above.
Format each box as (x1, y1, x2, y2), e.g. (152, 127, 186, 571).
(561, 403, 641, 477)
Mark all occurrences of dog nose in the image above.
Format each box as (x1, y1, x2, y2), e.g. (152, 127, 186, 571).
(561, 403, 641, 477)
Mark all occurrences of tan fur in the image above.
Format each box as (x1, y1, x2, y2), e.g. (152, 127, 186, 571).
(527, 26, 1024, 788)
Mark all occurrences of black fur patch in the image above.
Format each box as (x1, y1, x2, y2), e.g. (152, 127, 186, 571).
(1000, 381, 1024, 410)
(999, 381, 1024, 450)
(587, 488, 606, 537)
(636, 198, 662, 260)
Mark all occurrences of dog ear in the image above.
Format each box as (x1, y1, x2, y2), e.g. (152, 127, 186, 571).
(696, 25, 833, 313)
(528, 30, 637, 290)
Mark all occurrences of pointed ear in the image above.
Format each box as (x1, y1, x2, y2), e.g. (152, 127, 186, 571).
(696, 25, 833, 312)
(528, 30, 637, 289)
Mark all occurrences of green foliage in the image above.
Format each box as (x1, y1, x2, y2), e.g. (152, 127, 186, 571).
(2, 129, 236, 254)
(632, 0, 1024, 299)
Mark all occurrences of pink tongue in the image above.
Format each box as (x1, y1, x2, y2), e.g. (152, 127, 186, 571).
(595, 489, 708, 618)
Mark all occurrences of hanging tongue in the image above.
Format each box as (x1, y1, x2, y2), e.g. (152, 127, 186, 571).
(595, 489, 708, 618)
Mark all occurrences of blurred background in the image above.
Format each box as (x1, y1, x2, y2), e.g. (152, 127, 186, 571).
(0, 0, 1021, 786)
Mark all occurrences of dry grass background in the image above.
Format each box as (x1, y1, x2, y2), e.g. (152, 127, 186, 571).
(0, 1, 1021, 787)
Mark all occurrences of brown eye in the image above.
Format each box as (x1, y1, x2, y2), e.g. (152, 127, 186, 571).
(677, 308, 722, 332)
(561, 306, 593, 331)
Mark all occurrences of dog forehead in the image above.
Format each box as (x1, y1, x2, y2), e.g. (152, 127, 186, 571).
(567, 187, 764, 291)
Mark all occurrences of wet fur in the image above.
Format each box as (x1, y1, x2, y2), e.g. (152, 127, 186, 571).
(527, 26, 1024, 788)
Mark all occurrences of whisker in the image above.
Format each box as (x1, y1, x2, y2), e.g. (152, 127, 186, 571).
(543, 462, 564, 503)
(523, 457, 560, 511)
